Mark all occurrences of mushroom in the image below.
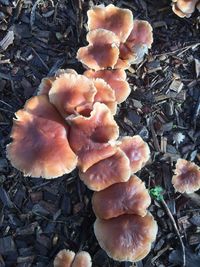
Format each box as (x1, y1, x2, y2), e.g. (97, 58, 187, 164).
(118, 135, 150, 173)
(172, 0, 199, 17)
(79, 148, 131, 191)
(92, 175, 151, 219)
(49, 73, 97, 118)
(54, 249, 75, 267)
(84, 69, 131, 103)
(72, 251, 92, 267)
(172, 158, 200, 193)
(68, 102, 119, 172)
(77, 29, 120, 70)
(6, 95, 77, 178)
(94, 212, 158, 262)
(87, 4, 133, 43)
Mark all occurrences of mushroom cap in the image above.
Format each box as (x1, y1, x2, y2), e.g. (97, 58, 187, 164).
(172, 2, 192, 17)
(84, 69, 131, 103)
(172, 159, 200, 193)
(118, 135, 150, 173)
(94, 213, 158, 262)
(77, 29, 120, 71)
(68, 102, 119, 172)
(79, 148, 131, 191)
(87, 4, 133, 43)
(72, 251, 92, 267)
(54, 249, 75, 267)
(92, 175, 151, 219)
(49, 73, 96, 117)
(175, 0, 198, 14)
(7, 95, 77, 178)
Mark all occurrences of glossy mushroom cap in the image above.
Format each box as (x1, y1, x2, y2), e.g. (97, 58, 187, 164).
(172, 159, 200, 193)
(72, 251, 92, 267)
(54, 249, 75, 267)
(6, 95, 77, 178)
(84, 69, 131, 103)
(79, 148, 131, 191)
(94, 212, 158, 262)
(68, 102, 119, 172)
(92, 175, 151, 219)
(118, 135, 150, 173)
(172, 0, 199, 17)
(87, 4, 133, 43)
(49, 73, 96, 117)
(77, 29, 120, 70)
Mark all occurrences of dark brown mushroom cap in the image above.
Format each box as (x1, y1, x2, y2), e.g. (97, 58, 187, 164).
(118, 136, 150, 173)
(54, 249, 75, 267)
(84, 69, 130, 103)
(77, 29, 120, 71)
(87, 4, 133, 43)
(49, 73, 96, 117)
(79, 148, 131, 191)
(68, 102, 119, 172)
(92, 175, 151, 219)
(6, 95, 77, 178)
(172, 159, 200, 193)
(72, 251, 92, 267)
(94, 213, 157, 262)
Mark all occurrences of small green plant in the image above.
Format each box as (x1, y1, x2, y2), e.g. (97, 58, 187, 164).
(149, 186, 164, 201)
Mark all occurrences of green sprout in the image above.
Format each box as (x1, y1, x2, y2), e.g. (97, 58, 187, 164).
(149, 186, 164, 201)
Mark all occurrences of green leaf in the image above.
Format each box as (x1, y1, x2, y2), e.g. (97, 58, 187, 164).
(149, 186, 164, 201)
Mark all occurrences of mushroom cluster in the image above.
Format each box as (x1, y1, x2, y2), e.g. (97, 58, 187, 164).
(7, 4, 157, 263)
(172, 0, 200, 17)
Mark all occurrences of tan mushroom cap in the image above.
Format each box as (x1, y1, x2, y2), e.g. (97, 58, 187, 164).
(173, 0, 199, 15)
(92, 175, 151, 219)
(118, 136, 150, 173)
(94, 212, 158, 262)
(84, 69, 131, 103)
(68, 102, 119, 172)
(172, 159, 200, 193)
(72, 251, 92, 267)
(54, 249, 75, 267)
(49, 73, 96, 117)
(77, 29, 120, 71)
(79, 148, 131, 191)
(172, 2, 191, 17)
(6, 95, 77, 178)
(87, 4, 133, 43)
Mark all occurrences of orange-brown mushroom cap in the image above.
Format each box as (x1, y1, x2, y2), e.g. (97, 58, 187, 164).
(72, 251, 92, 267)
(6, 95, 77, 178)
(94, 212, 158, 262)
(172, 159, 200, 193)
(92, 175, 151, 219)
(68, 102, 119, 172)
(79, 148, 131, 191)
(54, 249, 75, 267)
(84, 69, 131, 103)
(77, 29, 120, 71)
(118, 135, 150, 173)
(49, 73, 96, 118)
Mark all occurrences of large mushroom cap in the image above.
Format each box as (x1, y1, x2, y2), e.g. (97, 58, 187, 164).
(7, 95, 77, 178)
(84, 69, 131, 103)
(79, 148, 131, 191)
(94, 213, 158, 262)
(49, 73, 96, 117)
(118, 135, 150, 173)
(68, 102, 119, 172)
(172, 159, 200, 193)
(87, 4, 133, 43)
(92, 175, 151, 219)
(54, 249, 75, 267)
(72, 251, 92, 267)
(77, 29, 120, 71)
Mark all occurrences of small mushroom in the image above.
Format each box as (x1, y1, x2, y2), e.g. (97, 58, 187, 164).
(79, 148, 131, 191)
(54, 249, 75, 267)
(84, 69, 131, 103)
(77, 29, 120, 70)
(172, 0, 199, 17)
(49, 73, 97, 118)
(92, 175, 151, 219)
(72, 251, 92, 267)
(94, 212, 158, 262)
(87, 4, 133, 43)
(68, 102, 119, 172)
(118, 136, 150, 173)
(172, 159, 200, 193)
(6, 95, 77, 178)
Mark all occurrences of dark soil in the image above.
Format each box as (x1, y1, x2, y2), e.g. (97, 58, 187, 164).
(0, 0, 200, 266)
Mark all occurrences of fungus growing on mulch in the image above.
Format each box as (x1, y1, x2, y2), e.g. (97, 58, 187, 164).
(172, 0, 200, 17)
(172, 159, 200, 193)
(54, 250, 92, 267)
